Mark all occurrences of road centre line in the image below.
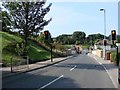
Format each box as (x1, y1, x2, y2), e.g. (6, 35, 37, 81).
(39, 75, 64, 89)
(70, 65, 77, 71)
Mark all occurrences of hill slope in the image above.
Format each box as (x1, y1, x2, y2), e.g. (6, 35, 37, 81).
(1, 31, 56, 66)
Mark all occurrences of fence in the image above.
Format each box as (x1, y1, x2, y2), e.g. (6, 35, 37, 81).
(11, 56, 29, 72)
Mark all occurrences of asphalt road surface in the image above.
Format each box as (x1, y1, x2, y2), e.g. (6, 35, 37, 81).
(2, 54, 115, 89)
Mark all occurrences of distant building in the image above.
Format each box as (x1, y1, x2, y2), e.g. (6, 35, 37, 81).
(94, 39, 113, 51)
(116, 43, 120, 51)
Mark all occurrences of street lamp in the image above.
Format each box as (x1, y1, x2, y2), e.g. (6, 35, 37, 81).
(100, 8, 106, 60)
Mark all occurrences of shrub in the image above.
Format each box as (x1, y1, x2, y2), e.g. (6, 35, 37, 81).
(15, 42, 28, 56)
(111, 51, 116, 63)
(111, 51, 120, 65)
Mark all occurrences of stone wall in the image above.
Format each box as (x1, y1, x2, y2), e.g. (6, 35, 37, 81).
(92, 50, 103, 58)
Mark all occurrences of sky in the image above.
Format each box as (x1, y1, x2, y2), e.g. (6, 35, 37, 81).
(44, 1, 119, 37)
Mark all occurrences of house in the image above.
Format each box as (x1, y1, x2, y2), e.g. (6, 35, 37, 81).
(116, 43, 120, 51)
(94, 39, 113, 51)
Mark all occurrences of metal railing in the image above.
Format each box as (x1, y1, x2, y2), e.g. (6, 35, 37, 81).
(10, 56, 29, 72)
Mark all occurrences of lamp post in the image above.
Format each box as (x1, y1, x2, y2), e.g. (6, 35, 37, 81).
(100, 8, 106, 60)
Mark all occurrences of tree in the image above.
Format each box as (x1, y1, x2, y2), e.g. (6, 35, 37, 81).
(3, 1, 52, 46)
(37, 32, 45, 43)
(87, 33, 104, 45)
(56, 34, 75, 45)
(72, 31, 86, 44)
(75, 41, 80, 45)
(2, 11, 11, 32)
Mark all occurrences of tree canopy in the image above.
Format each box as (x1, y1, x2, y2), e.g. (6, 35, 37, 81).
(2, 1, 52, 46)
(55, 32, 107, 46)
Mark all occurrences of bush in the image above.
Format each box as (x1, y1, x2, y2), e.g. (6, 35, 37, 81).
(111, 51, 116, 63)
(97, 47, 102, 50)
(111, 51, 120, 65)
(82, 45, 90, 49)
(15, 42, 28, 56)
(75, 41, 80, 45)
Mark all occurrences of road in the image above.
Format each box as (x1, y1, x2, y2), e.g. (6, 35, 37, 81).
(2, 54, 115, 89)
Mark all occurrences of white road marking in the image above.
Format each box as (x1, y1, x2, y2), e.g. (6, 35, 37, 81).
(93, 56, 116, 88)
(70, 65, 77, 71)
(102, 65, 116, 88)
(39, 75, 63, 89)
(99, 62, 102, 65)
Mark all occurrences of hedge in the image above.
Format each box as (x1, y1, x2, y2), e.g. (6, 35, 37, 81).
(110, 51, 120, 65)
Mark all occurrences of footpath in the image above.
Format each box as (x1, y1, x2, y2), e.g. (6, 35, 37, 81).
(88, 53, 118, 88)
(2, 56, 73, 79)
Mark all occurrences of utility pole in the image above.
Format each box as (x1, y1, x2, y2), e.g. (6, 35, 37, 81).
(100, 8, 106, 60)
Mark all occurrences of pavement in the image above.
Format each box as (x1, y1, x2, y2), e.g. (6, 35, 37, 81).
(2, 55, 74, 78)
(88, 53, 118, 88)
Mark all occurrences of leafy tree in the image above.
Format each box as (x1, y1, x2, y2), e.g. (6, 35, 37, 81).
(37, 32, 45, 43)
(72, 31, 86, 45)
(2, 11, 11, 32)
(87, 33, 104, 45)
(3, 1, 52, 46)
(56, 34, 71, 45)
(75, 41, 80, 45)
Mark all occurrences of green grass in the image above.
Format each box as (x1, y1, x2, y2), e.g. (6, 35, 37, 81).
(1, 31, 23, 66)
(82, 45, 90, 49)
(64, 45, 72, 49)
(28, 41, 52, 63)
(1, 31, 23, 49)
(1, 31, 56, 66)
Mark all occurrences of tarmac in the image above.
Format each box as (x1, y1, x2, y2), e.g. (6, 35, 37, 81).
(1, 53, 119, 88)
(2, 55, 73, 79)
(88, 53, 118, 88)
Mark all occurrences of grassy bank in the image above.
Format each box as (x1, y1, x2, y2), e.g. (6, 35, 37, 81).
(1, 31, 57, 66)
(28, 41, 54, 63)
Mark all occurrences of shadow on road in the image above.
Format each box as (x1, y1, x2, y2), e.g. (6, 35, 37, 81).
(2, 70, 81, 89)
(53, 63, 117, 71)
